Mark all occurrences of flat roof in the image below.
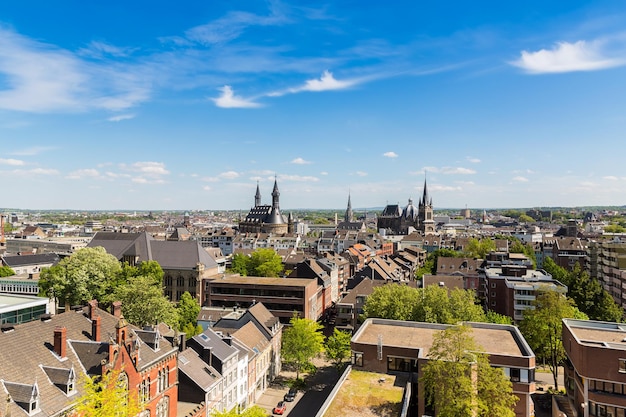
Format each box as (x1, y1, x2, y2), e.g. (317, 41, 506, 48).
(564, 319, 626, 349)
(0, 294, 48, 312)
(353, 318, 532, 358)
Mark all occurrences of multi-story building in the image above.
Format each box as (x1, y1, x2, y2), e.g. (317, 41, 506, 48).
(483, 264, 567, 322)
(587, 238, 626, 309)
(351, 318, 536, 417)
(203, 275, 322, 323)
(562, 318, 626, 417)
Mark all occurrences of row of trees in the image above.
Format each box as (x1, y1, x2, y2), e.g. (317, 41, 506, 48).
(363, 284, 511, 325)
(38, 247, 201, 336)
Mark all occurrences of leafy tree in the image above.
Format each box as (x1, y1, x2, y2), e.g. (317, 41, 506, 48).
(231, 249, 284, 277)
(282, 314, 325, 380)
(518, 214, 535, 223)
(39, 247, 122, 311)
(324, 328, 352, 370)
(112, 275, 177, 328)
(565, 264, 622, 322)
(177, 291, 202, 337)
(71, 369, 141, 417)
(542, 257, 567, 283)
(211, 405, 268, 417)
(485, 310, 513, 325)
(464, 238, 496, 259)
(249, 248, 284, 277)
(0, 265, 15, 277)
(509, 241, 537, 268)
(364, 284, 487, 324)
(421, 324, 517, 417)
(519, 290, 587, 388)
(605, 224, 626, 233)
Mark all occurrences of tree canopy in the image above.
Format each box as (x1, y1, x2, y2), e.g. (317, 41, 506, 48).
(177, 291, 203, 338)
(112, 275, 177, 328)
(519, 290, 587, 388)
(363, 284, 489, 324)
(211, 405, 268, 417)
(464, 237, 496, 259)
(421, 324, 517, 417)
(0, 265, 15, 277)
(231, 248, 284, 277)
(282, 314, 325, 380)
(543, 257, 622, 322)
(71, 370, 141, 417)
(39, 247, 122, 310)
(324, 328, 352, 370)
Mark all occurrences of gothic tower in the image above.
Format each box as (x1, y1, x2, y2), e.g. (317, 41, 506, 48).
(255, 181, 261, 207)
(344, 193, 354, 223)
(418, 177, 435, 234)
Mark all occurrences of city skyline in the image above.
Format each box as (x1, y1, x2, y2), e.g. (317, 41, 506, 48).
(1, 1, 626, 210)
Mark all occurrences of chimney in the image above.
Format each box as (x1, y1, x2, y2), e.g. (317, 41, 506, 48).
(112, 301, 122, 318)
(92, 316, 101, 342)
(178, 333, 187, 352)
(54, 327, 67, 358)
(88, 299, 98, 320)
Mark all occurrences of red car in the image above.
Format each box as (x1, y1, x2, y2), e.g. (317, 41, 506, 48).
(273, 401, 287, 415)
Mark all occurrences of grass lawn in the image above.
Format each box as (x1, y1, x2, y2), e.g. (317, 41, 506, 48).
(323, 370, 405, 417)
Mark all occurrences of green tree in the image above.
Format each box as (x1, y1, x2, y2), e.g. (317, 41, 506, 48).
(485, 310, 513, 325)
(464, 238, 496, 259)
(230, 248, 284, 277)
(249, 248, 284, 277)
(177, 291, 202, 337)
(364, 284, 487, 324)
(509, 240, 537, 268)
(282, 314, 325, 380)
(324, 328, 352, 370)
(39, 247, 122, 311)
(211, 405, 268, 417)
(519, 290, 587, 388)
(565, 264, 622, 322)
(421, 324, 516, 417)
(112, 275, 177, 328)
(0, 265, 15, 277)
(518, 214, 535, 223)
(71, 369, 141, 417)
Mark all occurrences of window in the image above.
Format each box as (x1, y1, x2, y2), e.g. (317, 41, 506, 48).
(491, 282, 496, 288)
(353, 352, 363, 367)
(619, 359, 626, 373)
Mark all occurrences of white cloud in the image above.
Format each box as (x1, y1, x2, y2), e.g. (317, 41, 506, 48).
(7, 168, 59, 176)
(296, 70, 356, 92)
(441, 167, 476, 175)
(291, 157, 311, 165)
(108, 114, 135, 122)
(130, 161, 170, 176)
(0, 158, 25, 166)
(212, 85, 261, 108)
(466, 157, 481, 163)
(320, 171, 328, 175)
(279, 174, 319, 182)
(383, 151, 398, 158)
(0, 28, 151, 112)
(203, 185, 211, 191)
(511, 40, 624, 74)
(78, 41, 134, 58)
(512, 176, 529, 182)
(66, 168, 100, 179)
(219, 171, 240, 179)
(430, 184, 462, 192)
(604, 176, 619, 181)
(355, 171, 368, 177)
(9, 146, 55, 156)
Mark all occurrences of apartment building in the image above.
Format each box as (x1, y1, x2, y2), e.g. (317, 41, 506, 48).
(587, 238, 626, 309)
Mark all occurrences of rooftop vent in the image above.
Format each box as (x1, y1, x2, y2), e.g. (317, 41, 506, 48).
(40, 314, 52, 322)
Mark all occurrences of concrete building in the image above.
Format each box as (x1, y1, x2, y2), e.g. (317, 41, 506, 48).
(203, 275, 322, 323)
(351, 318, 536, 417)
(587, 238, 626, 309)
(562, 318, 626, 417)
(0, 294, 49, 325)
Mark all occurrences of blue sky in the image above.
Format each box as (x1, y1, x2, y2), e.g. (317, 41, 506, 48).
(1, 1, 626, 211)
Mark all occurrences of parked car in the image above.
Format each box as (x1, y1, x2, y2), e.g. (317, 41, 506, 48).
(284, 388, 297, 402)
(273, 401, 287, 415)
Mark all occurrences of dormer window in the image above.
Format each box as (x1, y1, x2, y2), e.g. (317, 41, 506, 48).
(3, 381, 40, 416)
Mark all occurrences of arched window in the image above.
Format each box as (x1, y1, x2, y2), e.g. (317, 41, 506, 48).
(156, 396, 169, 417)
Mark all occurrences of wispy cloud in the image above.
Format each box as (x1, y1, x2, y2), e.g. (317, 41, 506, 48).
(5, 168, 59, 177)
(0, 158, 25, 166)
(269, 71, 360, 97)
(120, 161, 170, 184)
(441, 167, 476, 175)
(466, 157, 481, 163)
(291, 157, 311, 165)
(212, 85, 261, 108)
(383, 151, 398, 158)
(279, 174, 319, 182)
(511, 40, 625, 74)
(512, 176, 529, 182)
(108, 114, 135, 122)
(78, 41, 135, 58)
(9, 145, 55, 156)
(355, 171, 368, 177)
(65, 168, 100, 180)
(0, 27, 151, 113)
(219, 171, 240, 179)
(430, 184, 462, 192)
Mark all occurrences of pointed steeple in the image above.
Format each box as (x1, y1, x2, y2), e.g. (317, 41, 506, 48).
(271, 176, 280, 210)
(254, 181, 261, 207)
(345, 192, 354, 222)
(421, 176, 429, 207)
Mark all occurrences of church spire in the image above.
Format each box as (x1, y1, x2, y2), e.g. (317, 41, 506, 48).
(421, 174, 429, 206)
(344, 192, 354, 222)
(254, 181, 261, 207)
(271, 176, 280, 210)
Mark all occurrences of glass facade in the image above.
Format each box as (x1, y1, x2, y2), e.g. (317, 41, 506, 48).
(0, 303, 47, 324)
